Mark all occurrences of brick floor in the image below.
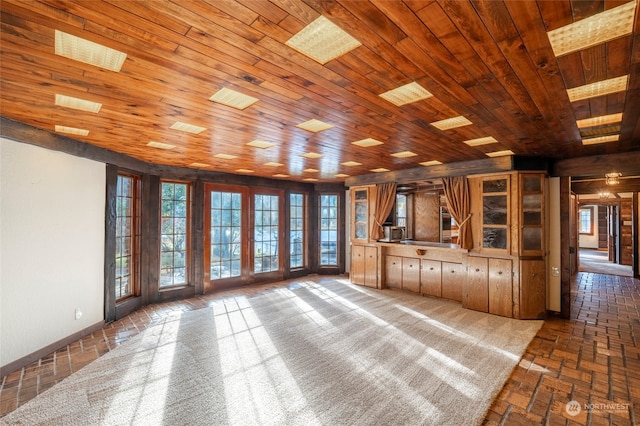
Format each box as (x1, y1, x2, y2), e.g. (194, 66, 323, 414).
(1, 272, 638, 425)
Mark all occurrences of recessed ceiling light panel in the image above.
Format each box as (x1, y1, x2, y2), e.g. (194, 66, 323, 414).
(286, 15, 362, 64)
(341, 161, 362, 167)
(391, 151, 417, 158)
(247, 140, 276, 149)
(209, 87, 258, 110)
(430, 116, 472, 130)
(55, 30, 126, 72)
(379, 82, 433, 106)
(273, 173, 290, 178)
(170, 121, 207, 134)
(582, 135, 619, 145)
(371, 168, 390, 173)
(576, 113, 623, 129)
(55, 125, 89, 136)
(486, 150, 514, 157)
(303, 168, 319, 173)
(236, 168, 255, 173)
(190, 162, 211, 168)
(296, 119, 334, 132)
(352, 138, 384, 147)
(463, 136, 498, 146)
(420, 160, 443, 167)
(264, 162, 283, 167)
(335, 173, 350, 178)
(301, 152, 323, 159)
(147, 141, 176, 150)
(55, 94, 102, 113)
(567, 75, 629, 102)
(548, 1, 636, 57)
(214, 153, 237, 160)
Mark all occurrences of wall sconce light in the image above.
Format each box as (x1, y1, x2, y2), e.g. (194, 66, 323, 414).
(605, 172, 621, 185)
(599, 191, 611, 199)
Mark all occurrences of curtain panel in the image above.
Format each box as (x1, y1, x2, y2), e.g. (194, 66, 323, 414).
(442, 177, 473, 250)
(371, 182, 397, 240)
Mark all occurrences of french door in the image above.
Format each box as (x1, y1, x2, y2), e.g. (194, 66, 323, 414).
(204, 184, 284, 290)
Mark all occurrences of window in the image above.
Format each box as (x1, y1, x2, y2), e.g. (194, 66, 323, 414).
(160, 182, 189, 287)
(290, 193, 305, 269)
(396, 194, 407, 227)
(210, 191, 242, 279)
(254, 194, 280, 273)
(319, 194, 338, 266)
(579, 207, 593, 235)
(115, 174, 139, 301)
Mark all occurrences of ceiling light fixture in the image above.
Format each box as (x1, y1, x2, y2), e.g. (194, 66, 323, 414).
(214, 153, 237, 160)
(264, 162, 283, 167)
(303, 168, 319, 173)
(286, 15, 361, 64)
(54, 125, 89, 136)
(147, 141, 176, 150)
(296, 119, 334, 133)
(190, 162, 211, 168)
(55, 30, 126, 72)
(341, 161, 362, 167)
(209, 87, 258, 110)
(420, 160, 443, 167)
(335, 173, 350, 178)
(170, 121, 207, 134)
(576, 113, 623, 129)
(463, 136, 498, 146)
(582, 134, 619, 145)
(55, 94, 102, 113)
(247, 140, 276, 149)
(371, 168, 390, 173)
(547, 1, 636, 57)
(567, 75, 629, 102)
(300, 152, 323, 159)
(235, 168, 255, 173)
(605, 172, 622, 185)
(352, 138, 384, 147)
(391, 151, 417, 158)
(430, 116, 472, 130)
(486, 150, 514, 157)
(379, 82, 433, 106)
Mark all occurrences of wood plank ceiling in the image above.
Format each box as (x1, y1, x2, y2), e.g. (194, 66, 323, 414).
(1, 0, 639, 183)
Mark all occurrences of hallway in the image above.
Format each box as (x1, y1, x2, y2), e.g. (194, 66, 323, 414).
(579, 248, 633, 278)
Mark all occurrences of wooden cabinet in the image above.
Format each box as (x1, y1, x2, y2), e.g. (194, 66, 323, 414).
(488, 258, 513, 317)
(520, 259, 546, 319)
(520, 174, 544, 256)
(420, 259, 442, 297)
(480, 176, 510, 253)
(385, 255, 403, 289)
(442, 262, 464, 302)
(402, 258, 420, 293)
(351, 186, 373, 242)
(351, 244, 378, 288)
(464, 257, 488, 312)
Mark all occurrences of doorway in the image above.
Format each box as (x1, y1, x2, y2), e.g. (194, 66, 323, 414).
(577, 198, 633, 277)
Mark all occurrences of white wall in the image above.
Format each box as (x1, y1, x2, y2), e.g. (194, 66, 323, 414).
(1, 138, 106, 367)
(546, 177, 561, 312)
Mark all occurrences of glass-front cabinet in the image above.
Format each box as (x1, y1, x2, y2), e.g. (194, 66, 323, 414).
(520, 173, 544, 256)
(481, 176, 510, 252)
(352, 187, 369, 242)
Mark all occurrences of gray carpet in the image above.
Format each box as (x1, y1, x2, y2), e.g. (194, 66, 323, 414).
(1, 278, 542, 426)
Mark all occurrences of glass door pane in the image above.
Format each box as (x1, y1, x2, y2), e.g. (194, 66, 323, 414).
(254, 194, 279, 273)
(210, 191, 242, 279)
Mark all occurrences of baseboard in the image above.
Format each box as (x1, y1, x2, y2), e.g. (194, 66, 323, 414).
(0, 320, 105, 378)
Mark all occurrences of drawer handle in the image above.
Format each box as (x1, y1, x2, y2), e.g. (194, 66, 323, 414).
(451, 270, 455, 274)
(532, 273, 536, 277)
(498, 271, 503, 275)
(475, 268, 480, 272)
(430, 267, 434, 271)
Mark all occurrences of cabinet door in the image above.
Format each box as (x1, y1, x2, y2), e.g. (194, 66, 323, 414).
(352, 188, 369, 242)
(363, 246, 378, 288)
(385, 255, 403, 289)
(402, 258, 420, 293)
(489, 258, 513, 317)
(420, 260, 442, 297)
(520, 259, 546, 319)
(464, 257, 488, 312)
(351, 245, 365, 285)
(442, 262, 464, 302)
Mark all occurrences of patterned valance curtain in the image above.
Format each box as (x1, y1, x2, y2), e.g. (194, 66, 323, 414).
(371, 182, 397, 240)
(442, 176, 473, 249)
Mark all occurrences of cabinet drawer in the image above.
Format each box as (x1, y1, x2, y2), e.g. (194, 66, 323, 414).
(420, 260, 442, 297)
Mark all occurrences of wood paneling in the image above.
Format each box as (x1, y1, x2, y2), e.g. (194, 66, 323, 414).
(1, 0, 638, 183)
(413, 192, 440, 242)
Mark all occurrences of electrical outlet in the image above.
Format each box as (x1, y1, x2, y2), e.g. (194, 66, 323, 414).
(75, 308, 83, 320)
(551, 267, 560, 277)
